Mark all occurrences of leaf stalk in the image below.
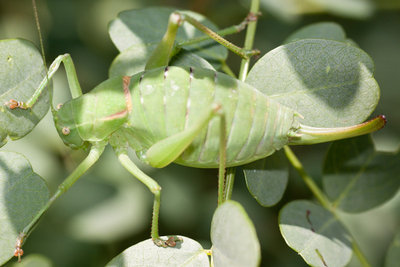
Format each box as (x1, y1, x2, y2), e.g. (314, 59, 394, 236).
(238, 0, 260, 81)
(221, 0, 261, 203)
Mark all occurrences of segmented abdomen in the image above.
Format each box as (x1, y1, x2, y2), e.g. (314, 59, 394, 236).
(125, 66, 298, 168)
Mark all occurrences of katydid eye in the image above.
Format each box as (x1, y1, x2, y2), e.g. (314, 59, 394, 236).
(62, 127, 70, 135)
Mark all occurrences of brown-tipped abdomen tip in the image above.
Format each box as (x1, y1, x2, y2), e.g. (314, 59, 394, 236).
(378, 115, 387, 124)
(376, 115, 387, 129)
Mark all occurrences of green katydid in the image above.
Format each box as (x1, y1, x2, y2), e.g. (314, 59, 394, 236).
(6, 9, 385, 260)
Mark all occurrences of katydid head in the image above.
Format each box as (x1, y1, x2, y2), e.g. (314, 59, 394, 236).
(53, 102, 88, 149)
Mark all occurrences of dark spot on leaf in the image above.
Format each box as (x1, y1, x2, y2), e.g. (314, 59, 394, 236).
(315, 249, 328, 267)
(306, 210, 315, 232)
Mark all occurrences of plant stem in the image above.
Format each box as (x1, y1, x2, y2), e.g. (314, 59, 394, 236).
(284, 146, 372, 267)
(224, 167, 236, 201)
(217, 113, 227, 205)
(221, 0, 260, 203)
(239, 0, 260, 81)
(352, 241, 372, 267)
(283, 146, 332, 210)
(218, 0, 261, 203)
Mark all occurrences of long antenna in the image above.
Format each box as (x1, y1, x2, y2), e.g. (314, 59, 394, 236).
(32, 0, 54, 110)
(32, 0, 47, 66)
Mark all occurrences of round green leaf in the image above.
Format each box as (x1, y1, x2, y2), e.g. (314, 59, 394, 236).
(109, 45, 214, 77)
(284, 22, 346, 44)
(385, 231, 400, 267)
(243, 150, 289, 207)
(0, 151, 49, 265)
(246, 39, 380, 127)
(0, 39, 50, 147)
(105, 236, 209, 267)
(211, 200, 261, 267)
(108, 7, 227, 65)
(323, 135, 400, 213)
(279, 200, 352, 267)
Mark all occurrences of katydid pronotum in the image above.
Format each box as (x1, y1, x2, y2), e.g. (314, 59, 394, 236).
(6, 9, 386, 260)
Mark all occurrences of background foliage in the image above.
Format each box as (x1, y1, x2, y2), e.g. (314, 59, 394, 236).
(0, 0, 399, 266)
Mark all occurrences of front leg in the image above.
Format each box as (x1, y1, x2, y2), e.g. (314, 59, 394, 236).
(14, 142, 106, 261)
(6, 54, 82, 110)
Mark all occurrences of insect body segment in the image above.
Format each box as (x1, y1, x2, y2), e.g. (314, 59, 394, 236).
(124, 66, 299, 168)
(53, 64, 300, 168)
(54, 75, 132, 148)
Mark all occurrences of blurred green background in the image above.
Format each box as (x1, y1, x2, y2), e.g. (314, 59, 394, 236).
(1, 0, 399, 266)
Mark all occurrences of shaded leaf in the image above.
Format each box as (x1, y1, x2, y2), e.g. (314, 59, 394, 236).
(0, 39, 50, 147)
(105, 236, 209, 267)
(0, 151, 49, 265)
(108, 7, 227, 67)
(279, 200, 352, 267)
(109, 45, 214, 77)
(323, 135, 400, 213)
(243, 150, 289, 207)
(246, 39, 379, 127)
(171, 50, 216, 71)
(284, 22, 346, 44)
(66, 186, 149, 243)
(211, 200, 260, 267)
(385, 231, 400, 267)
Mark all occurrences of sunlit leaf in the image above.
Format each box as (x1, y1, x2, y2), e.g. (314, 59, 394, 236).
(246, 39, 379, 127)
(211, 201, 261, 267)
(323, 135, 400, 213)
(105, 236, 209, 267)
(0, 151, 49, 265)
(0, 39, 50, 147)
(243, 150, 289, 207)
(279, 200, 353, 267)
